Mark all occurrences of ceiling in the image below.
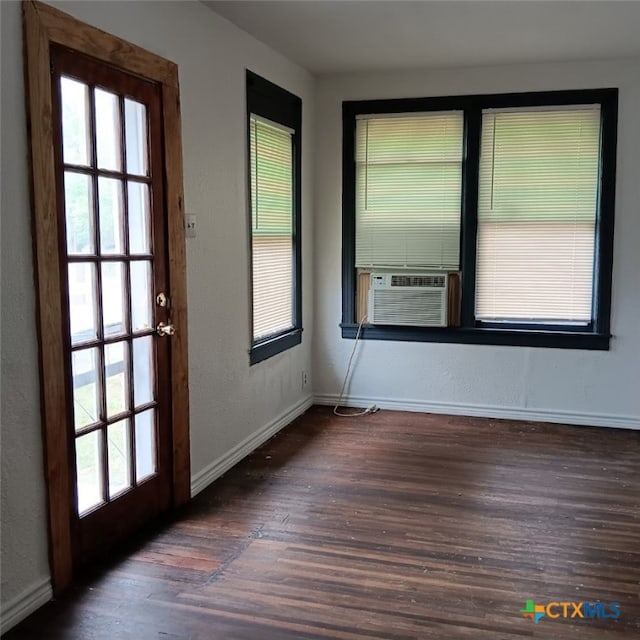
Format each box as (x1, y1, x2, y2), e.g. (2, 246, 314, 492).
(204, 1, 640, 74)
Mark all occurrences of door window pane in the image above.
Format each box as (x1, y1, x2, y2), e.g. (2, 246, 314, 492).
(72, 348, 100, 431)
(132, 336, 154, 407)
(105, 341, 128, 418)
(98, 177, 124, 255)
(107, 419, 130, 498)
(64, 172, 94, 255)
(68, 263, 98, 345)
(135, 409, 156, 481)
(128, 181, 151, 254)
(130, 261, 152, 332)
(102, 262, 127, 337)
(60, 76, 90, 166)
(125, 98, 148, 176)
(95, 88, 122, 172)
(75, 430, 103, 514)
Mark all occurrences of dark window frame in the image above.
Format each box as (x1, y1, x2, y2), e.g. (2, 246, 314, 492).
(342, 88, 618, 350)
(247, 70, 303, 365)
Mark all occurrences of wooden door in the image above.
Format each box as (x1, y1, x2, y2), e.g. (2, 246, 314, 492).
(50, 46, 173, 562)
(23, 1, 190, 591)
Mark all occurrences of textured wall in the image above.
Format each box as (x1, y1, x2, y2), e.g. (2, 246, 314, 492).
(1, 0, 314, 616)
(313, 59, 640, 426)
(0, 0, 52, 612)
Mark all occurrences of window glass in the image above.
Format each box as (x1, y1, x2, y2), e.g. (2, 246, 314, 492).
(250, 116, 294, 340)
(476, 107, 601, 324)
(355, 113, 463, 269)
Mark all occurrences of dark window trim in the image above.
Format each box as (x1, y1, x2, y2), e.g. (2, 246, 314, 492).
(340, 324, 609, 351)
(342, 88, 618, 351)
(250, 328, 303, 365)
(247, 70, 302, 365)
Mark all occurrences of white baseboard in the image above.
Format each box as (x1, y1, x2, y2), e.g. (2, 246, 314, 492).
(314, 393, 639, 430)
(0, 577, 52, 635)
(191, 394, 314, 496)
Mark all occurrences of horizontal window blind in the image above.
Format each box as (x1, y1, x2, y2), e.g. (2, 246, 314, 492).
(475, 107, 601, 324)
(355, 112, 463, 269)
(250, 115, 294, 340)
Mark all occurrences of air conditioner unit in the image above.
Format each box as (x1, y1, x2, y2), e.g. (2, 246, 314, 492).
(369, 272, 448, 327)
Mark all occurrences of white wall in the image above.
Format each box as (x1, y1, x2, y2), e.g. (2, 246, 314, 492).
(314, 59, 640, 428)
(0, 0, 314, 627)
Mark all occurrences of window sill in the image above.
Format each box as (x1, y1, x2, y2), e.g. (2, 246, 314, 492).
(250, 327, 303, 365)
(340, 324, 610, 350)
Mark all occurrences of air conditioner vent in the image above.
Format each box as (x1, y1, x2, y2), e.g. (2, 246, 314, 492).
(369, 272, 448, 327)
(390, 274, 446, 288)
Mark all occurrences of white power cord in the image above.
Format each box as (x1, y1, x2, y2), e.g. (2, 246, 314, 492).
(333, 315, 379, 418)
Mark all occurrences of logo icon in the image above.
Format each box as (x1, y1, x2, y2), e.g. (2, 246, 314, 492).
(521, 599, 620, 624)
(521, 599, 546, 624)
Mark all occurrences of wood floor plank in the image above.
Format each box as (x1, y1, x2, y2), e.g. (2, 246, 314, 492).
(4, 406, 639, 639)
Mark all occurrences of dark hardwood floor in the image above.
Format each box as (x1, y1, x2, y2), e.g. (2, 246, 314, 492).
(4, 406, 640, 639)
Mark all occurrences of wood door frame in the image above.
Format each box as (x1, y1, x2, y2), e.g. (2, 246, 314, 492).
(23, 0, 190, 593)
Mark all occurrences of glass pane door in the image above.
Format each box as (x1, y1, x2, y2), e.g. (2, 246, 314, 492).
(58, 71, 162, 517)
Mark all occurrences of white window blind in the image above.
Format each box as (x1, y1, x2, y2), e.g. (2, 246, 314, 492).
(250, 115, 294, 341)
(355, 112, 463, 270)
(475, 107, 601, 324)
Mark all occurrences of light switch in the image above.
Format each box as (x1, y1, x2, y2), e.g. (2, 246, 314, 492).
(185, 214, 196, 238)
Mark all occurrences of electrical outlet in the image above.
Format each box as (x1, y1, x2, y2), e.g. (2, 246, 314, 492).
(301, 370, 308, 390)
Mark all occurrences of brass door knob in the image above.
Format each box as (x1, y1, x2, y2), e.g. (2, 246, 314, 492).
(156, 322, 176, 337)
(156, 292, 169, 307)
